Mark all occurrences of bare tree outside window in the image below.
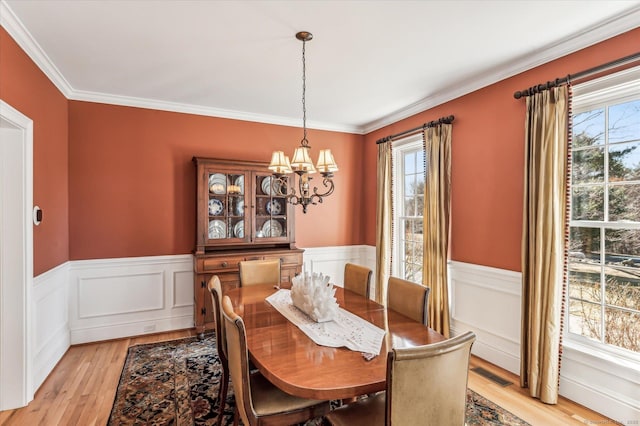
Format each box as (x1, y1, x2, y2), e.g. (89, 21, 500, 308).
(569, 98, 640, 354)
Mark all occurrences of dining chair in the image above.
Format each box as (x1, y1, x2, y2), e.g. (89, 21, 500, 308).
(207, 275, 229, 426)
(343, 263, 372, 299)
(221, 295, 331, 426)
(386, 276, 430, 326)
(324, 331, 476, 426)
(238, 258, 281, 287)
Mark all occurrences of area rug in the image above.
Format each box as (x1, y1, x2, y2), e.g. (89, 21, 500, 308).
(108, 334, 530, 425)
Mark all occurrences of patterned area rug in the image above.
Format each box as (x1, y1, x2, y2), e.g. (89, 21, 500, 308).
(108, 334, 531, 425)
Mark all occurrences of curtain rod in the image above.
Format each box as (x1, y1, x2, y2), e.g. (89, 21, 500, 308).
(376, 115, 454, 144)
(513, 51, 640, 99)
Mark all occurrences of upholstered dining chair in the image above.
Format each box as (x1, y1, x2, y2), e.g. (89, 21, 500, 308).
(387, 276, 430, 326)
(324, 331, 476, 426)
(343, 263, 373, 299)
(207, 275, 229, 426)
(238, 258, 281, 287)
(221, 295, 330, 426)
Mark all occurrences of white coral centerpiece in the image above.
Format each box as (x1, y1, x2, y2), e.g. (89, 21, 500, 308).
(290, 272, 338, 322)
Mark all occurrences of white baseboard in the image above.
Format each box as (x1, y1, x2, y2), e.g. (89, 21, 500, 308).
(33, 262, 70, 390)
(68, 254, 194, 345)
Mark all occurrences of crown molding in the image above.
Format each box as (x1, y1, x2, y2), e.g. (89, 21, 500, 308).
(0, 0, 73, 98)
(68, 89, 361, 134)
(362, 5, 640, 134)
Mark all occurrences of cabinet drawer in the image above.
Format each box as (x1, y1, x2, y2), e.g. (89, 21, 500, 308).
(202, 255, 245, 271)
(266, 253, 302, 266)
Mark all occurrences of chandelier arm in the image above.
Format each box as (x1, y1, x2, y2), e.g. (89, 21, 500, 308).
(311, 178, 335, 198)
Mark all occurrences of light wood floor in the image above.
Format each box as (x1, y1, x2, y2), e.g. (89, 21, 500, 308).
(0, 329, 616, 426)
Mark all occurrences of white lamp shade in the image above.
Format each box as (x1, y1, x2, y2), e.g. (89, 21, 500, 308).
(291, 146, 316, 173)
(269, 151, 293, 174)
(316, 149, 338, 173)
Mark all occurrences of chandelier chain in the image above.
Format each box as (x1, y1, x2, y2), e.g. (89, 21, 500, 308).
(301, 38, 308, 146)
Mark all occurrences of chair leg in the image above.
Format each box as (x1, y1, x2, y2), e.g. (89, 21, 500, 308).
(217, 365, 229, 426)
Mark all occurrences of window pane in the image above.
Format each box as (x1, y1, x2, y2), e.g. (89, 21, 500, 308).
(404, 152, 416, 175)
(405, 174, 416, 196)
(608, 99, 640, 144)
(569, 299, 601, 341)
(416, 150, 425, 173)
(609, 141, 640, 181)
(415, 195, 424, 216)
(568, 269, 601, 303)
(573, 109, 605, 148)
(609, 184, 640, 222)
(571, 186, 604, 220)
(604, 307, 639, 352)
(416, 177, 425, 195)
(569, 227, 600, 263)
(604, 267, 640, 310)
(604, 229, 640, 267)
(404, 197, 415, 216)
(572, 147, 604, 184)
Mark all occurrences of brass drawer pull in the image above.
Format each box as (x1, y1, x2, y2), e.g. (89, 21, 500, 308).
(221, 261, 228, 267)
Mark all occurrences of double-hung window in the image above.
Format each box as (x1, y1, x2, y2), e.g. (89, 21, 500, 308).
(392, 136, 425, 283)
(568, 66, 640, 358)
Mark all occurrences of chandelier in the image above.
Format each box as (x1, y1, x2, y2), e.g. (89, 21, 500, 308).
(268, 31, 338, 214)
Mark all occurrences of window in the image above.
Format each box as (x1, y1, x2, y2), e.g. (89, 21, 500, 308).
(568, 66, 640, 357)
(393, 137, 424, 283)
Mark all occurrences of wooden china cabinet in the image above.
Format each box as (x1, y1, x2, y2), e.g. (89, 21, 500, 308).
(192, 157, 303, 335)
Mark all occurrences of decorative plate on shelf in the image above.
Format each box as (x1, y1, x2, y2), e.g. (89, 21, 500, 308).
(208, 220, 226, 239)
(234, 175, 244, 194)
(208, 198, 224, 216)
(261, 219, 283, 238)
(265, 199, 281, 215)
(261, 176, 273, 195)
(235, 198, 244, 216)
(234, 220, 244, 238)
(208, 173, 227, 194)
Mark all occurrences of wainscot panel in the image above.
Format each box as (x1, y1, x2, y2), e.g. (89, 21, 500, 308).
(33, 262, 70, 390)
(301, 245, 376, 293)
(68, 255, 194, 344)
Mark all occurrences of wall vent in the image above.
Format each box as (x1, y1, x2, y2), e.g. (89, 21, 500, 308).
(471, 367, 513, 387)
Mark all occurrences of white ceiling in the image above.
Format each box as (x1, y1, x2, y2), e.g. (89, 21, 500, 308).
(2, 0, 640, 134)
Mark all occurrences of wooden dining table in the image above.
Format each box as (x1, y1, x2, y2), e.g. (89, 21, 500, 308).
(225, 283, 445, 400)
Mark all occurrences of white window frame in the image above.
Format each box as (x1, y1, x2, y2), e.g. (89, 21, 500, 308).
(567, 64, 640, 366)
(392, 135, 424, 282)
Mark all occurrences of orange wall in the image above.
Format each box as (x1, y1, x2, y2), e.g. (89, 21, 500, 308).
(0, 28, 69, 276)
(68, 101, 364, 260)
(363, 27, 640, 272)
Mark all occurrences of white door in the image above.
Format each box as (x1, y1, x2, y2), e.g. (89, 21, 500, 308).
(0, 100, 34, 410)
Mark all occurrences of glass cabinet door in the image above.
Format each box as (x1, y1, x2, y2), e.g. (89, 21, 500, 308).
(207, 170, 248, 242)
(254, 173, 289, 241)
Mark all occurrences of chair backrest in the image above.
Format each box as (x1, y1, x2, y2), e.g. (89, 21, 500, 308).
(239, 259, 281, 287)
(386, 331, 476, 425)
(343, 263, 372, 299)
(207, 275, 227, 361)
(387, 276, 430, 326)
(221, 295, 255, 426)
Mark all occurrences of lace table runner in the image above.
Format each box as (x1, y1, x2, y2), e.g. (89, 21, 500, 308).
(266, 289, 386, 354)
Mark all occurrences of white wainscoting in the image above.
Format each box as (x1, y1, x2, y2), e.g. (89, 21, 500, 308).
(449, 261, 522, 374)
(33, 262, 70, 390)
(449, 260, 639, 422)
(301, 245, 376, 292)
(68, 255, 194, 344)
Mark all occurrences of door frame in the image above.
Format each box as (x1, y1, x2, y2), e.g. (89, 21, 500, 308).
(0, 99, 34, 410)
